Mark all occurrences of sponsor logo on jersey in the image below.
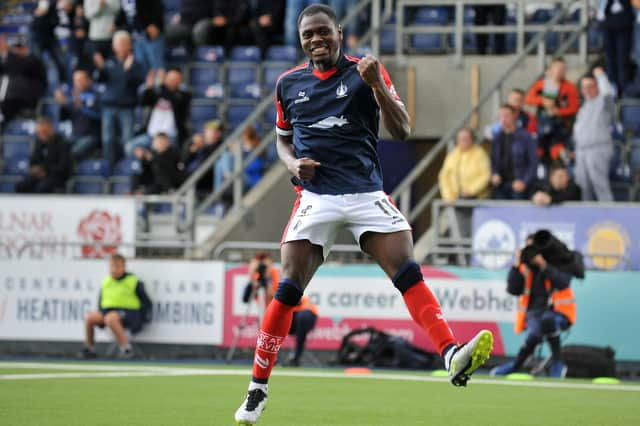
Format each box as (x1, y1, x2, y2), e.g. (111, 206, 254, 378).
(336, 81, 348, 98)
(295, 90, 310, 104)
(309, 115, 349, 129)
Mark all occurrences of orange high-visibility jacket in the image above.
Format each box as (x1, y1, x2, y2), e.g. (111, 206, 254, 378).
(514, 264, 576, 334)
(253, 267, 319, 316)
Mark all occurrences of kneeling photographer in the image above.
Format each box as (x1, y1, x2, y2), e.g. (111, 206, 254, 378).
(491, 230, 584, 378)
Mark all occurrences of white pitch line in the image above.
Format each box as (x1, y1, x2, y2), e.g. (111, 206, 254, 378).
(1, 362, 639, 393)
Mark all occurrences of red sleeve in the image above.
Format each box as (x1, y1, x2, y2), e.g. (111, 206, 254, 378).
(275, 79, 292, 136)
(558, 81, 580, 117)
(379, 62, 402, 102)
(525, 79, 545, 107)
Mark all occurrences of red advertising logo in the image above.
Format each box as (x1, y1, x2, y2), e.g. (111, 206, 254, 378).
(77, 210, 122, 258)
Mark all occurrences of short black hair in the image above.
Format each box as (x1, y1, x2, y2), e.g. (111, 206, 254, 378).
(154, 132, 170, 140)
(297, 3, 338, 28)
(500, 103, 516, 113)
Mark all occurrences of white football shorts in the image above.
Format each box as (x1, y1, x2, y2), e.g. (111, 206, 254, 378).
(281, 189, 412, 259)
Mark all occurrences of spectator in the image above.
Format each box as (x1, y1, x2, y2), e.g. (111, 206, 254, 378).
(490, 104, 538, 200)
(180, 119, 223, 192)
(70, 2, 93, 71)
(531, 164, 582, 206)
(85, 0, 120, 58)
(54, 69, 101, 161)
(525, 57, 579, 166)
(165, 1, 213, 52)
(598, 0, 635, 93)
(284, 0, 317, 47)
(485, 88, 537, 141)
(573, 67, 616, 202)
(0, 37, 47, 126)
(624, 0, 640, 97)
(78, 253, 152, 359)
(252, 0, 286, 56)
(491, 231, 582, 378)
(15, 117, 71, 194)
(473, 4, 506, 54)
(30, 0, 67, 83)
(241, 125, 265, 190)
(115, 0, 165, 74)
(131, 132, 184, 194)
(94, 30, 145, 171)
(438, 128, 491, 203)
(329, 0, 366, 50)
(124, 68, 191, 156)
(191, 0, 253, 50)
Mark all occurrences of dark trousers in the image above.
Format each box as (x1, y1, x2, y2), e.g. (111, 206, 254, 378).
(288, 310, 318, 361)
(15, 175, 65, 194)
(474, 5, 506, 54)
(513, 310, 570, 369)
(492, 182, 528, 200)
(31, 37, 68, 82)
(603, 28, 633, 92)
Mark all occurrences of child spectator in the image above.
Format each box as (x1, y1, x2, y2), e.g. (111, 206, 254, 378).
(531, 164, 582, 206)
(131, 132, 184, 194)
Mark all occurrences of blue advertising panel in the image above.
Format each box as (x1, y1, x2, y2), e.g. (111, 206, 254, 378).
(471, 205, 640, 270)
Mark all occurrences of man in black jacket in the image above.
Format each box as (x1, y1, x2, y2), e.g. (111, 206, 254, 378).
(131, 132, 184, 194)
(115, 0, 165, 74)
(30, 1, 67, 82)
(15, 117, 71, 193)
(0, 37, 47, 127)
(124, 68, 191, 156)
(531, 164, 582, 206)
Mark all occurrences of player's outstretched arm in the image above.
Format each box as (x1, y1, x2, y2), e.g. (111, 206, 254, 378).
(357, 55, 411, 140)
(277, 134, 321, 181)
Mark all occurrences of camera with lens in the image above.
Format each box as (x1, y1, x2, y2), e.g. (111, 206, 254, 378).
(519, 230, 585, 278)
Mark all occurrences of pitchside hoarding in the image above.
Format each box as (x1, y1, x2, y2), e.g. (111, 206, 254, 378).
(0, 259, 225, 344)
(0, 195, 136, 259)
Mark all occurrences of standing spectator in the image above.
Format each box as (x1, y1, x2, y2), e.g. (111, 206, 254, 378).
(525, 57, 580, 166)
(70, 2, 93, 71)
(131, 132, 184, 194)
(180, 120, 223, 192)
(252, 0, 286, 56)
(165, 1, 213, 52)
(30, 0, 67, 83)
(55, 69, 101, 162)
(531, 164, 582, 206)
(473, 4, 506, 54)
(490, 104, 538, 200)
(438, 128, 491, 203)
(0, 37, 48, 126)
(598, 0, 635, 92)
(15, 117, 71, 194)
(115, 0, 165, 75)
(85, 0, 120, 58)
(125, 68, 191, 156)
(190, 0, 252, 50)
(573, 67, 616, 202)
(94, 30, 145, 171)
(625, 0, 640, 96)
(485, 88, 538, 141)
(284, 0, 318, 47)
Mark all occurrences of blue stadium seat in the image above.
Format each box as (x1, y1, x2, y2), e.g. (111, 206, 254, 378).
(529, 8, 555, 23)
(39, 101, 59, 122)
(194, 45, 225, 63)
(227, 104, 256, 128)
(75, 159, 109, 177)
(411, 34, 444, 52)
(2, 140, 31, 159)
(2, 119, 35, 137)
(165, 46, 188, 65)
(0, 180, 16, 193)
(111, 180, 132, 195)
(70, 179, 106, 194)
(230, 46, 261, 62)
(190, 102, 219, 126)
(263, 103, 277, 125)
(192, 83, 225, 100)
(380, 27, 397, 54)
(113, 158, 141, 177)
(263, 65, 289, 89)
(620, 102, 640, 135)
(164, 0, 181, 13)
(414, 7, 449, 25)
(154, 203, 173, 213)
(630, 143, 640, 172)
(189, 65, 221, 86)
(2, 155, 29, 176)
(230, 83, 261, 100)
(226, 63, 258, 85)
(265, 45, 297, 62)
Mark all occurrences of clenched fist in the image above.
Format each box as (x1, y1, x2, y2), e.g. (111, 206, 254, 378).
(289, 157, 321, 182)
(357, 54, 384, 89)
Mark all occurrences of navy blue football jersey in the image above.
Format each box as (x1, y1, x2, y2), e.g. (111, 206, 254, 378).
(275, 54, 403, 195)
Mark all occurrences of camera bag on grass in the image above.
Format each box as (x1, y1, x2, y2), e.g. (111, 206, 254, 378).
(562, 345, 617, 378)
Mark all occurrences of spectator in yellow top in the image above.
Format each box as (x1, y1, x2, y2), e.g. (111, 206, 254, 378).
(438, 128, 491, 203)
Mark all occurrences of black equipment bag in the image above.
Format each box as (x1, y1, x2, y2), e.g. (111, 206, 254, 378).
(563, 345, 617, 378)
(337, 327, 436, 369)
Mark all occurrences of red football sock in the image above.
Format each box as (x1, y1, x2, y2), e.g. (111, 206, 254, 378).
(402, 281, 457, 355)
(251, 299, 296, 383)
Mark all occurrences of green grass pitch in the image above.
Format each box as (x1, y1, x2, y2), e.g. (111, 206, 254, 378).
(1, 361, 639, 426)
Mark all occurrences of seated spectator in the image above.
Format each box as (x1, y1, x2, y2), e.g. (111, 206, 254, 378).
(0, 36, 47, 127)
(438, 128, 491, 203)
(165, 0, 213, 52)
(251, 0, 286, 56)
(115, 0, 165, 74)
(573, 67, 615, 202)
(125, 68, 191, 156)
(30, 0, 67, 82)
(94, 30, 145, 171)
(485, 88, 537, 142)
(473, 4, 506, 54)
(78, 253, 152, 359)
(241, 125, 265, 190)
(15, 117, 71, 194)
(531, 164, 582, 206)
(525, 57, 579, 166)
(180, 120, 224, 192)
(131, 132, 184, 194)
(54, 69, 101, 162)
(490, 104, 538, 200)
(85, 0, 120, 58)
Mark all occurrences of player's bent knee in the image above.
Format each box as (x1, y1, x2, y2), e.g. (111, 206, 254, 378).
(274, 278, 304, 306)
(392, 260, 423, 294)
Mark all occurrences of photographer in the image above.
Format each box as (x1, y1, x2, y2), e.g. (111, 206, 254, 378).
(242, 252, 318, 366)
(491, 230, 583, 378)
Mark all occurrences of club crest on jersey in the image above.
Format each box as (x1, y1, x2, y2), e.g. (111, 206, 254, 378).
(336, 81, 348, 98)
(295, 90, 310, 104)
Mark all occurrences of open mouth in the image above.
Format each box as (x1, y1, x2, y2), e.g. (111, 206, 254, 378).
(310, 46, 329, 55)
